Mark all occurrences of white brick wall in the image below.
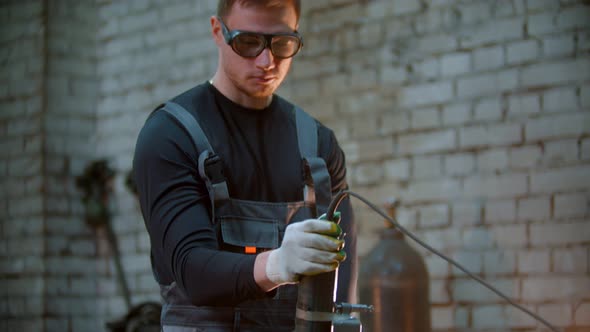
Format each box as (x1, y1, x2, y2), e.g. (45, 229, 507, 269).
(2, 0, 589, 331)
(1, 1, 46, 331)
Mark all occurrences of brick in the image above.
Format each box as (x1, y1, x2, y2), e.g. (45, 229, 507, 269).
(444, 153, 475, 176)
(383, 158, 410, 180)
(474, 97, 502, 121)
(340, 91, 389, 115)
(461, 227, 495, 249)
(45, 277, 69, 296)
(530, 222, 590, 246)
(527, 12, 557, 36)
(379, 65, 408, 85)
(452, 201, 482, 226)
(518, 249, 550, 273)
(491, 224, 527, 247)
(440, 52, 470, 77)
(103, 36, 143, 57)
(477, 149, 509, 173)
(484, 250, 517, 275)
(461, 18, 524, 47)
(522, 59, 590, 87)
(415, 34, 458, 54)
(473, 46, 504, 71)
(398, 129, 455, 154)
(457, 70, 518, 99)
(350, 116, 377, 139)
(365, 1, 391, 19)
(507, 39, 538, 64)
(451, 251, 482, 275)
(392, 0, 421, 15)
(517, 197, 551, 221)
(45, 319, 69, 331)
(411, 107, 439, 129)
(358, 138, 394, 161)
(454, 307, 469, 328)
(429, 280, 449, 304)
(321, 73, 350, 96)
(413, 155, 442, 179)
(557, 5, 590, 30)
(553, 247, 588, 273)
(399, 81, 453, 108)
(46, 236, 67, 255)
(506, 304, 537, 328)
(583, 84, 590, 108)
(508, 94, 540, 116)
(458, 2, 489, 24)
(349, 68, 378, 91)
(509, 145, 542, 168)
(414, 8, 445, 34)
(464, 173, 527, 199)
(6, 319, 43, 332)
(554, 192, 588, 219)
(45, 257, 95, 275)
(3, 277, 43, 296)
(543, 34, 575, 57)
(162, 2, 197, 23)
(575, 302, 590, 325)
(442, 103, 471, 126)
(412, 58, 439, 80)
(583, 138, 590, 160)
(473, 305, 508, 328)
(418, 204, 449, 227)
(526, 113, 590, 141)
(404, 178, 461, 202)
(425, 255, 449, 278)
(543, 87, 578, 113)
(70, 278, 97, 296)
(453, 278, 518, 303)
(305, 100, 337, 122)
(380, 111, 410, 135)
(354, 163, 383, 185)
(119, 10, 159, 35)
(544, 139, 579, 165)
(422, 228, 462, 251)
(72, 318, 99, 332)
(580, 30, 590, 52)
(396, 207, 419, 230)
(538, 304, 572, 326)
(431, 307, 453, 329)
(531, 166, 590, 193)
(340, 142, 359, 164)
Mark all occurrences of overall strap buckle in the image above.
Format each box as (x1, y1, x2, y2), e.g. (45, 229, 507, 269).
(198, 150, 230, 203)
(204, 154, 225, 184)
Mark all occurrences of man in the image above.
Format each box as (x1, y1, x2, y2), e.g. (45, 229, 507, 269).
(133, 1, 357, 330)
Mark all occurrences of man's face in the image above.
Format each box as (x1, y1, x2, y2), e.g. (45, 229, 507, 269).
(212, 3, 298, 104)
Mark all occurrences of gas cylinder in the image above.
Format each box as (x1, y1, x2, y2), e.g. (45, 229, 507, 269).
(358, 203, 431, 332)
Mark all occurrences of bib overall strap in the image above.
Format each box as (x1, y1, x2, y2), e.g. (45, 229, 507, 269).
(159, 101, 230, 221)
(295, 106, 332, 217)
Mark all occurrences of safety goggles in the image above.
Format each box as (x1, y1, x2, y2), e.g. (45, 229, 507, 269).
(218, 17, 303, 59)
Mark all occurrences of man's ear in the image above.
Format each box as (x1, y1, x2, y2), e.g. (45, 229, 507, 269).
(210, 16, 224, 46)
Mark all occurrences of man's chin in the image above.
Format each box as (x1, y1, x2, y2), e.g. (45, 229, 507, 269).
(248, 87, 276, 99)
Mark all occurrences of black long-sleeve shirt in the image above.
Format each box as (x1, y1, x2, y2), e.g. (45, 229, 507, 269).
(133, 82, 357, 306)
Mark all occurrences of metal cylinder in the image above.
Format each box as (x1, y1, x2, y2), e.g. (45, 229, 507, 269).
(358, 226, 431, 332)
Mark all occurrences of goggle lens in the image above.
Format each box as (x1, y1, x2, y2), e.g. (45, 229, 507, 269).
(219, 18, 302, 59)
(232, 33, 301, 58)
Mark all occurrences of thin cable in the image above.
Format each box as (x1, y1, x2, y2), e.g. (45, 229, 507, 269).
(330, 190, 560, 332)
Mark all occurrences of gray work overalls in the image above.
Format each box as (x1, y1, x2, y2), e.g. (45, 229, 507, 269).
(155, 101, 333, 331)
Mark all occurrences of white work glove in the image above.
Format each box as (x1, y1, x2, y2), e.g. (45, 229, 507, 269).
(266, 213, 346, 285)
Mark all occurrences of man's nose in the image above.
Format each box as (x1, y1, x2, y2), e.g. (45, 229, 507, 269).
(255, 47, 275, 69)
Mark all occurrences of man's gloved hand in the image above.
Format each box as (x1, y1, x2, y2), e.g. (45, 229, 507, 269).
(265, 212, 346, 285)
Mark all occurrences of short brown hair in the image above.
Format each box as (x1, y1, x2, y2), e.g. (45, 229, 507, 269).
(217, 0, 301, 21)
